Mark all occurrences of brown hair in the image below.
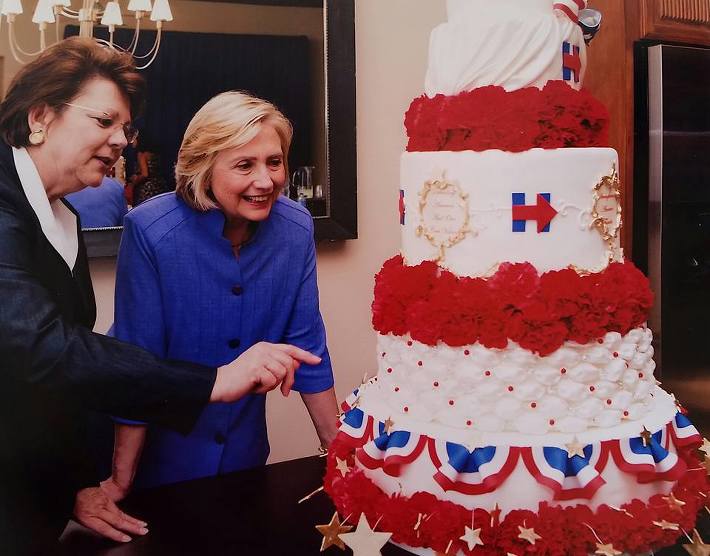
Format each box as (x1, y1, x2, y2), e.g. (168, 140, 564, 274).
(0, 36, 145, 147)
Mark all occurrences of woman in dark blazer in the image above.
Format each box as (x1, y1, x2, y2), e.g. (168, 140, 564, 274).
(0, 37, 319, 555)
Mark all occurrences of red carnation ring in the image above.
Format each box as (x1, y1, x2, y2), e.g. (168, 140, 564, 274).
(405, 81, 610, 153)
(372, 256, 654, 356)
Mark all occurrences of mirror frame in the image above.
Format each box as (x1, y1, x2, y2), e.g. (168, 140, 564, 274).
(84, 0, 356, 257)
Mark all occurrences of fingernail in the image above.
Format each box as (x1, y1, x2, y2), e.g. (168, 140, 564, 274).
(121, 535, 131, 542)
(140, 527, 149, 535)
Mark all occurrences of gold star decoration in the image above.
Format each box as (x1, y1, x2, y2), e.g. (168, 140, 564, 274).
(595, 543, 622, 556)
(700, 438, 710, 457)
(315, 512, 353, 551)
(664, 492, 687, 513)
(383, 417, 395, 435)
(566, 438, 586, 459)
(335, 457, 350, 478)
(459, 525, 484, 550)
(517, 525, 542, 545)
(653, 520, 680, 531)
(640, 426, 653, 447)
(683, 529, 710, 556)
(340, 513, 392, 556)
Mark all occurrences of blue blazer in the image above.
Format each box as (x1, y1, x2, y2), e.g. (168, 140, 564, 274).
(112, 193, 334, 488)
(0, 142, 216, 554)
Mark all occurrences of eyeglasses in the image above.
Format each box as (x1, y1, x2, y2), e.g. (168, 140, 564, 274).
(64, 102, 139, 144)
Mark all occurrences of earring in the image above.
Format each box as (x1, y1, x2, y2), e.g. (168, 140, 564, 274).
(28, 129, 45, 146)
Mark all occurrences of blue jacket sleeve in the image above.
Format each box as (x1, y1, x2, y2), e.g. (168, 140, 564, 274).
(283, 221, 334, 394)
(111, 212, 169, 424)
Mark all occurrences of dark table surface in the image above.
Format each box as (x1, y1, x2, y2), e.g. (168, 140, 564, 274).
(57, 455, 702, 555)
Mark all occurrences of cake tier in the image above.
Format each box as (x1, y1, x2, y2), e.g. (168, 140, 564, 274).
(425, 0, 588, 96)
(328, 394, 705, 555)
(400, 148, 622, 277)
(372, 329, 656, 436)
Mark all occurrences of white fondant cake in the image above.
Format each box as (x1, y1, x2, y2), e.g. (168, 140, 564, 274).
(325, 2, 705, 554)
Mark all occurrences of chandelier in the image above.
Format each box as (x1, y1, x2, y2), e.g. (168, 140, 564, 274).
(0, 0, 173, 69)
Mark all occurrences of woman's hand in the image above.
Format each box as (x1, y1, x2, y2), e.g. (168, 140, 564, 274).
(74, 487, 148, 543)
(100, 476, 130, 502)
(211, 342, 321, 402)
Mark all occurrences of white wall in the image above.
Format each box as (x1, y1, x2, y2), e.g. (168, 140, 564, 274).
(9, 0, 448, 463)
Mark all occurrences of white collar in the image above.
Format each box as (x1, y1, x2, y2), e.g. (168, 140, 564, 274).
(13, 146, 78, 271)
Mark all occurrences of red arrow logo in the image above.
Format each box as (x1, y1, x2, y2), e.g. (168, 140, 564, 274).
(512, 194, 558, 233)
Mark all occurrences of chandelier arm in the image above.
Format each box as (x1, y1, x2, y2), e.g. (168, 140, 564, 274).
(128, 18, 141, 54)
(134, 26, 161, 70)
(59, 8, 80, 18)
(8, 22, 45, 58)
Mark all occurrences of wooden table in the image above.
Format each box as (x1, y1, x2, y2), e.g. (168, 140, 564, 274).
(58, 455, 698, 555)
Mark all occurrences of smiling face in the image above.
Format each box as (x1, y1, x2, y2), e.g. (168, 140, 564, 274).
(30, 76, 131, 196)
(209, 124, 286, 228)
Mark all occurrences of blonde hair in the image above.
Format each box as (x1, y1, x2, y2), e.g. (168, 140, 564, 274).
(175, 91, 293, 211)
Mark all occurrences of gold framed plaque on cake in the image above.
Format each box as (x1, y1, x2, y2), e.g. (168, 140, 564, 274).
(591, 164, 622, 243)
(415, 177, 470, 262)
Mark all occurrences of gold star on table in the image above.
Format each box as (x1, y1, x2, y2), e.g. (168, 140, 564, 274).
(340, 513, 392, 556)
(459, 525, 484, 550)
(517, 525, 542, 545)
(383, 417, 395, 435)
(653, 520, 680, 531)
(335, 457, 350, 477)
(640, 426, 653, 447)
(315, 512, 353, 551)
(683, 529, 710, 556)
(566, 438, 586, 459)
(700, 438, 710, 457)
(595, 543, 622, 556)
(664, 492, 687, 513)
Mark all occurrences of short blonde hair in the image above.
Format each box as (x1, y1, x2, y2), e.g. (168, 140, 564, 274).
(175, 91, 293, 211)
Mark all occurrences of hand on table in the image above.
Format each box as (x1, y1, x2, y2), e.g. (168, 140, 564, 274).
(211, 342, 321, 402)
(74, 487, 148, 543)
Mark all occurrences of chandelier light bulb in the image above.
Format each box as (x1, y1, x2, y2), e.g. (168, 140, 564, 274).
(32, 0, 55, 23)
(150, 0, 171, 21)
(1, 0, 23, 15)
(100, 0, 122, 25)
(127, 0, 150, 11)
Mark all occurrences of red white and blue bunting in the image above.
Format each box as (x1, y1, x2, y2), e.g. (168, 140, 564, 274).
(336, 404, 701, 500)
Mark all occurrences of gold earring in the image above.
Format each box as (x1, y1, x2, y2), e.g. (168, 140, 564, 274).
(28, 129, 45, 146)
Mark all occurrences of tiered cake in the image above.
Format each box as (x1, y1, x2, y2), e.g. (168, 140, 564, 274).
(325, 1, 709, 554)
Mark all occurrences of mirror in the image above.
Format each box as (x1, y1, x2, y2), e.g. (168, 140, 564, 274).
(77, 0, 356, 257)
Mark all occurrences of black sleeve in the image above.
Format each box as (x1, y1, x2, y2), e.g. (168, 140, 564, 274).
(0, 195, 216, 435)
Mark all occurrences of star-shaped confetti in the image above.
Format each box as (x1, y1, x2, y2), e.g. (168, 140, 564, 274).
(489, 503, 502, 527)
(335, 457, 350, 477)
(459, 525, 484, 550)
(664, 492, 687, 512)
(653, 520, 679, 531)
(640, 426, 653, 447)
(566, 438, 586, 459)
(340, 513, 392, 556)
(383, 417, 395, 435)
(517, 525, 542, 545)
(315, 512, 353, 551)
(595, 542, 622, 556)
(683, 529, 710, 556)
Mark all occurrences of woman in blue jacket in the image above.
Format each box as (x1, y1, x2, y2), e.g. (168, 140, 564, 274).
(101, 91, 338, 497)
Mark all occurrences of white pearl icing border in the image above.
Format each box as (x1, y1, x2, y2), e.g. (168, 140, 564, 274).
(367, 328, 657, 435)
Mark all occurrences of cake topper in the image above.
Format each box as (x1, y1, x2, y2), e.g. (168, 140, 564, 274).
(416, 176, 470, 263)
